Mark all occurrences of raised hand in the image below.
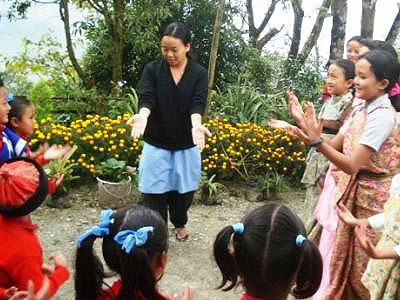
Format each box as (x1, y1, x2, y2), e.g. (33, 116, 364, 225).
(173, 283, 193, 300)
(8, 278, 50, 300)
(192, 125, 211, 152)
(43, 144, 71, 161)
(303, 102, 323, 141)
(287, 91, 306, 128)
(127, 113, 148, 139)
(268, 119, 309, 143)
(49, 251, 68, 268)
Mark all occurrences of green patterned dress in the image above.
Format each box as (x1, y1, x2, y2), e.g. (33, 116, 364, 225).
(362, 173, 400, 300)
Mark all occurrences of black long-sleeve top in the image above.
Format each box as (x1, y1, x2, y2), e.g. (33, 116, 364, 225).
(138, 58, 208, 150)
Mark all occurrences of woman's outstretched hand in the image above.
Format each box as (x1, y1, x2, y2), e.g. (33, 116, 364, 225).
(192, 125, 211, 152)
(127, 113, 148, 139)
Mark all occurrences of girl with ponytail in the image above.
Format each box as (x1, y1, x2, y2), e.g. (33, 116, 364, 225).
(213, 203, 322, 300)
(74, 206, 192, 300)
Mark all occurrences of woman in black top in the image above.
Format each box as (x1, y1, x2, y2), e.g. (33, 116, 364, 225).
(129, 22, 210, 241)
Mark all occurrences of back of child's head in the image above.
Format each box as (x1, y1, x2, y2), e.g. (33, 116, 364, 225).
(213, 203, 322, 299)
(0, 157, 48, 217)
(75, 206, 168, 300)
(371, 40, 398, 60)
(6, 96, 32, 129)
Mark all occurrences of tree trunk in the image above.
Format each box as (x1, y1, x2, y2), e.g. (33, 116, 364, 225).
(205, 0, 225, 119)
(297, 0, 332, 64)
(361, 0, 377, 39)
(111, 0, 124, 84)
(329, 0, 347, 62)
(246, 0, 280, 49)
(59, 0, 93, 88)
(386, 4, 400, 45)
(288, 0, 304, 59)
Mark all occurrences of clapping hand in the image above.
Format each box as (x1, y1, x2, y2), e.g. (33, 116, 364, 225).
(43, 144, 71, 161)
(173, 283, 193, 300)
(8, 278, 49, 300)
(192, 125, 211, 152)
(127, 114, 148, 139)
(287, 91, 306, 129)
(268, 119, 309, 143)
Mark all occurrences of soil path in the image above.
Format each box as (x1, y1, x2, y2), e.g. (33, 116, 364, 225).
(33, 184, 310, 300)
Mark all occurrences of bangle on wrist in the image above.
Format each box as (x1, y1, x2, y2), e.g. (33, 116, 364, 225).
(309, 137, 323, 147)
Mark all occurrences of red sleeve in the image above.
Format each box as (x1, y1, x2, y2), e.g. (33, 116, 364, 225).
(11, 258, 69, 298)
(47, 180, 57, 195)
(0, 287, 5, 300)
(322, 85, 330, 102)
(34, 155, 48, 167)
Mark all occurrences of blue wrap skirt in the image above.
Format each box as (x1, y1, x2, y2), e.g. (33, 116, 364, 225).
(138, 142, 201, 194)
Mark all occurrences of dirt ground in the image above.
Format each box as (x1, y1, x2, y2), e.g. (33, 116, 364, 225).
(33, 183, 310, 300)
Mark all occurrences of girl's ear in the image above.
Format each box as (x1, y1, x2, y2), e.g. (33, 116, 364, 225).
(10, 116, 19, 128)
(154, 250, 168, 279)
(346, 79, 354, 90)
(185, 43, 191, 54)
(378, 78, 389, 91)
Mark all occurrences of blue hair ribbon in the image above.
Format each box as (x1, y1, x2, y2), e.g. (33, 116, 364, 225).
(114, 226, 154, 254)
(296, 234, 306, 247)
(232, 223, 244, 234)
(7, 95, 14, 102)
(75, 209, 114, 247)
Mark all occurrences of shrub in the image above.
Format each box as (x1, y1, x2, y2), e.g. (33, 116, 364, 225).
(31, 116, 306, 185)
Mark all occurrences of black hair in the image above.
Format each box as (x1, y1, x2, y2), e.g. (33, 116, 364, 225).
(360, 49, 400, 110)
(332, 59, 355, 81)
(359, 38, 376, 51)
(162, 22, 191, 46)
(0, 78, 3, 87)
(213, 204, 322, 299)
(75, 206, 169, 300)
(6, 96, 32, 129)
(347, 36, 362, 45)
(371, 40, 398, 60)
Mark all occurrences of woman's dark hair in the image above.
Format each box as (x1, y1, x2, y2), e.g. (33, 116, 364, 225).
(75, 206, 169, 300)
(213, 204, 322, 299)
(333, 59, 355, 81)
(347, 35, 362, 45)
(359, 38, 376, 51)
(162, 22, 191, 46)
(372, 40, 398, 60)
(6, 96, 31, 129)
(360, 49, 400, 110)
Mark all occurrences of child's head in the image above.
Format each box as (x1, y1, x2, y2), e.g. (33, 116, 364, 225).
(75, 206, 168, 300)
(355, 50, 400, 102)
(346, 36, 362, 63)
(0, 157, 48, 217)
(6, 97, 36, 138)
(326, 59, 355, 96)
(0, 87, 10, 125)
(213, 204, 322, 299)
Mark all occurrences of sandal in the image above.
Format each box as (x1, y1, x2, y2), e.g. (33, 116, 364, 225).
(174, 228, 189, 241)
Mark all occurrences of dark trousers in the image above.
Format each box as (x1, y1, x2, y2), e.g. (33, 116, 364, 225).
(141, 191, 194, 228)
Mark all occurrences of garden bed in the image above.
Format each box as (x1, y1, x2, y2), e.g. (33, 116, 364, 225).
(33, 183, 309, 300)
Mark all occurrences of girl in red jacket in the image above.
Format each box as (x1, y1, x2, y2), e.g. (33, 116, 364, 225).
(75, 206, 192, 300)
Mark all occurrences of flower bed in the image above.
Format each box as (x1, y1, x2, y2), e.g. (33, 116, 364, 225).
(31, 115, 306, 182)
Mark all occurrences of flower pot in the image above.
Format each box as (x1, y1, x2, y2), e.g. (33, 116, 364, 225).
(96, 176, 132, 208)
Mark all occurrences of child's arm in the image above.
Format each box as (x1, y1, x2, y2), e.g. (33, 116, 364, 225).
(11, 253, 69, 298)
(355, 226, 399, 259)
